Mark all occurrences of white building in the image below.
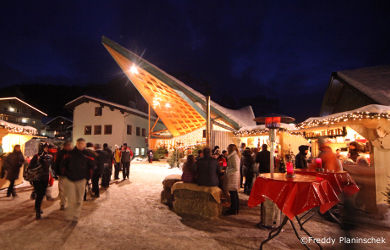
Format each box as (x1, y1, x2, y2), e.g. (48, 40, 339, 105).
(65, 95, 165, 157)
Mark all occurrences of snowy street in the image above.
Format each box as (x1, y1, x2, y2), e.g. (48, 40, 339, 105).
(0, 162, 389, 250)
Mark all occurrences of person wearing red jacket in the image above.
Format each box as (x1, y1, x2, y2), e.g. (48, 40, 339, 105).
(119, 143, 133, 181)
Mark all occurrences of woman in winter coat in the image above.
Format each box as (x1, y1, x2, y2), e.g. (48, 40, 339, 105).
(28, 142, 53, 219)
(4, 144, 25, 197)
(181, 155, 196, 183)
(224, 144, 241, 215)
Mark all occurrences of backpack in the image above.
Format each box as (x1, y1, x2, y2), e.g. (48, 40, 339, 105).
(24, 155, 44, 181)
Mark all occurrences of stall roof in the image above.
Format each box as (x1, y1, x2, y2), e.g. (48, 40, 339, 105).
(101, 36, 255, 136)
(239, 123, 297, 132)
(0, 120, 38, 135)
(298, 104, 390, 129)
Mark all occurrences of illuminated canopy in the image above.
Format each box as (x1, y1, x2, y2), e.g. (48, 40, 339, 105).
(102, 36, 255, 137)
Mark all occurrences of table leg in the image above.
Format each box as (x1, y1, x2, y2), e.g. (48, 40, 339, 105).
(297, 208, 317, 230)
(260, 216, 288, 250)
(294, 216, 323, 250)
(326, 210, 343, 227)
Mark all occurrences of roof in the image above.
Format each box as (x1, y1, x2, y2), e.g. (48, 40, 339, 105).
(337, 65, 390, 105)
(239, 123, 297, 132)
(0, 120, 38, 135)
(0, 97, 48, 116)
(298, 104, 390, 129)
(101, 36, 255, 136)
(46, 116, 73, 125)
(65, 95, 155, 120)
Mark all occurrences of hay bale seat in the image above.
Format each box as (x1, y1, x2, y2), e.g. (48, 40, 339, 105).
(161, 174, 182, 206)
(171, 182, 222, 218)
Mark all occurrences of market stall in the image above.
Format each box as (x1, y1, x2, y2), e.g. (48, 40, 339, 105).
(233, 123, 309, 168)
(296, 104, 390, 214)
(0, 121, 37, 189)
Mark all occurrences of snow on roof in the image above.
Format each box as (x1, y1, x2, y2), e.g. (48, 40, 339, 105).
(0, 97, 48, 116)
(300, 104, 390, 125)
(0, 120, 38, 135)
(337, 65, 390, 105)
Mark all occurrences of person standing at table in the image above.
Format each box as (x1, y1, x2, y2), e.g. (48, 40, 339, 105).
(295, 145, 309, 169)
(120, 143, 133, 180)
(224, 144, 241, 215)
(242, 149, 255, 195)
(256, 144, 270, 173)
(318, 138, 342, 172)
(3, 144, 25, 197)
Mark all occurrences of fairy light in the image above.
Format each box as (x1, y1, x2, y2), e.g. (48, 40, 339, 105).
(0, 121, 37, 135)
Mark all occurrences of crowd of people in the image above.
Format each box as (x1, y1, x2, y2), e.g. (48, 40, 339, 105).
(181, 143, 273, 216)
(2, 139, 134, 222)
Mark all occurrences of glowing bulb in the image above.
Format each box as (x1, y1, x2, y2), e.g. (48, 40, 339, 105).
(9, 107, 15, 112)
(130, 65, 138, 74)
(165, 103, 171, 108)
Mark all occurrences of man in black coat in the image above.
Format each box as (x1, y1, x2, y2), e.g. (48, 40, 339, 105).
(61, 138, 95, 222)
(102, 143, 113, 187)
(256, 144, 271, 173)
(54, 141, 72, 209)
(92, 144, 108, 197)
(191, 148, 221, 187)
(295, 145, 309, 169)
(4, 144, 25, 197)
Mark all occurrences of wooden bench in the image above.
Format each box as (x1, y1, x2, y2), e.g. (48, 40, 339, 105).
(171, 182, 222, 218)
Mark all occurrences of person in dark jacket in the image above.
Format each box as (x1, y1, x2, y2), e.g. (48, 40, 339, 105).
(4, 144, 25, 197)
(191, 148, 221, 187)
(102, 143, 113, 187)
(120, 143, 133, 180)
(295, 145, 309, 169)
(255, 144, 271, 173)
(92, 144, 108, 197)
(61, 138, 95, 222)
(28, 142, 53, 219)
(242, 149, 255, 195)
(54, 141, 72, 210)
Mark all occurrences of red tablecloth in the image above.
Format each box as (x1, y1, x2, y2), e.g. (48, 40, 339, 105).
(294, 169, 359, 197)
(248, 173, 340, 220)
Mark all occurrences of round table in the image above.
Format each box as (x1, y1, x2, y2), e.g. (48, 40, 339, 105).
(248, 173, 340, 249)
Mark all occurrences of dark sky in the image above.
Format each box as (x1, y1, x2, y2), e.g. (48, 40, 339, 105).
(1, 0, 390, 122)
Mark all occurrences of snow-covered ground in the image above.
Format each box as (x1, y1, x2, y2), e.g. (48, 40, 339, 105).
(0, 162, 389, 250)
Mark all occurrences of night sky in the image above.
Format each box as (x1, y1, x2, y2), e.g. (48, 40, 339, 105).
(1, 1, 390, 122)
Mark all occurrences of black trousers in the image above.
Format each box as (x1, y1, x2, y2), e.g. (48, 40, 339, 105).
(92, 174, 100, 196)
(33, 180, 47, 212)
(122, 162, 130, 179)
(114, 163, 121, 179)
(240, 164, 243, 187)
(244, 171, 254, 195)
(7, 180, 15, 196)
(101, 173, 111, 187)
(229, 191, 239, 214)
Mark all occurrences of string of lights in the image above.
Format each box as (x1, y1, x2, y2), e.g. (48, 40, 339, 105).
(0, 122, 38, 135)
(296, 111, 390, 129)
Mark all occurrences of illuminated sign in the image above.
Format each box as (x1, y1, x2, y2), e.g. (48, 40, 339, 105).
(304, 127, 347, 139)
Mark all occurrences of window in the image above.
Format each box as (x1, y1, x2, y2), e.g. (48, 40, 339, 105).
(104, 125, 112, 135)
(141, 148, 145, 156)
(94, 125, 102, 135)
(127, 125, 132, 135)
(95, 107, 102, 116)
(136, 127, 140, 136)
(85, 126, 92, 135)
(142, 128, 146, 137)
(135, 147, 140, 156)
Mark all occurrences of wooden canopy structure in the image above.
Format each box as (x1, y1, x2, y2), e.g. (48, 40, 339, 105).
(102, 36, 254, 138)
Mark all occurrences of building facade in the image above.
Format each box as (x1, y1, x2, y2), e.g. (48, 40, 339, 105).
(44, 116, 73, 140)
(65, 95, 165, 156)
(0, 97, 47, 133)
